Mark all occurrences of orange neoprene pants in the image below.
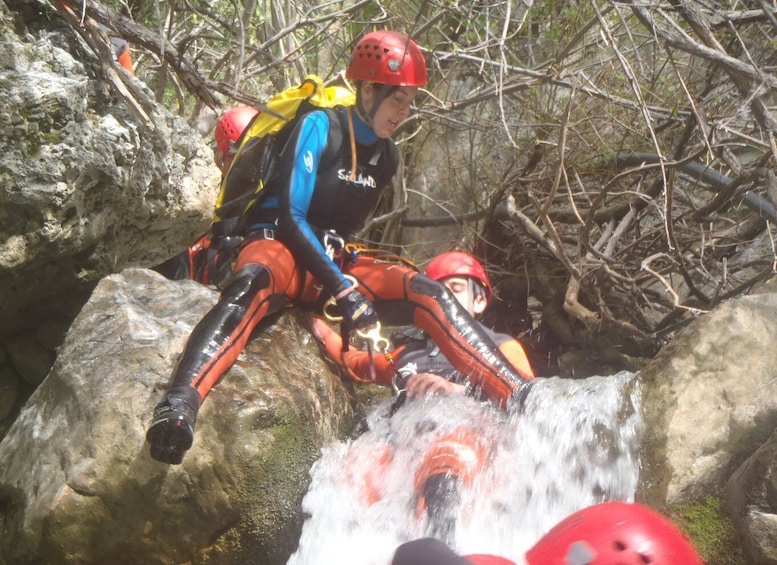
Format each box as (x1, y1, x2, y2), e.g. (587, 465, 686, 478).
(168, 239, 531, 404)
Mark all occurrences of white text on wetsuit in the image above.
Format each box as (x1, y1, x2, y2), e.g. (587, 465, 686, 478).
(338, 168, 377, 188)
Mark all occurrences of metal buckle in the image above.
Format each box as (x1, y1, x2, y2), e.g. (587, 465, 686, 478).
(391, 372, 407, 396)
(323, 230, 345, 261)
(263, 227, 275, 240)
(356, 324, 390, 353)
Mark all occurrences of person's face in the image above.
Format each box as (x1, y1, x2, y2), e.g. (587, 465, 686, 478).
(441, 276, 487, 316)
(219, 153, 235, 174)
(361, 84, 418, 138)
(212, 143, 236, 175)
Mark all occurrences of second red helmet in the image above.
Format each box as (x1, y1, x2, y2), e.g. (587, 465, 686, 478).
(346, 30, 427, 87)
(214, 105, 259, 156)
(425, 251, 492, 300)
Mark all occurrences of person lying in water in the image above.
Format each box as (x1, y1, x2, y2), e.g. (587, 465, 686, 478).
(308, 250, 536, 540)
(308, 249, 535, 405)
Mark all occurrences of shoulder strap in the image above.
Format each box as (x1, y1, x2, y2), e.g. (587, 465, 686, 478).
(320, 107, 345, 166)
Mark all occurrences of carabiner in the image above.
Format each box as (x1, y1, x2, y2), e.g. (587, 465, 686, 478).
(323, 230, 346, 262)
(391, 373, 407, 396)
(323, 274, 359, 322)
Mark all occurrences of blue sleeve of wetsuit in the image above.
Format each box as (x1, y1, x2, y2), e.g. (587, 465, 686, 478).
(277, 111, 352, 297)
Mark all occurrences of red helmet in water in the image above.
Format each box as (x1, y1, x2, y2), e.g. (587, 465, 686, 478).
(426, 251, 492, 300)
(525, 502, 703, 565)
(346, 31, 427, 87)
(214, 105, 259, 165)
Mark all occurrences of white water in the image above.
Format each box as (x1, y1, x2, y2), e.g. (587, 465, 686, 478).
(287, 371, 642, 565)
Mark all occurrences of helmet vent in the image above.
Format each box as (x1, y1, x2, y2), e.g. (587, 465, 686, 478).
(611, 540, 653, 563)
(346, 31, 427, 86)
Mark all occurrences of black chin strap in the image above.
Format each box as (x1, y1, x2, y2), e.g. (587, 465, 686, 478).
(356, 84, 394, 127)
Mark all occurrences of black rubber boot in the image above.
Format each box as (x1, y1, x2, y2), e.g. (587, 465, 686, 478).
(421, 473, 461, 543)
(146, 386, 201, 465)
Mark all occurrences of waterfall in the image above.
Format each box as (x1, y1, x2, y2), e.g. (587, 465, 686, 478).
(287, 371, 641, 565)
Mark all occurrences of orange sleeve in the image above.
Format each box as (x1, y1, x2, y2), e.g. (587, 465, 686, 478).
(116, 46, 135, 75)
(342, 346, 404, 388)
(313, 318, 398, 388)
(498, 339, 535, 380)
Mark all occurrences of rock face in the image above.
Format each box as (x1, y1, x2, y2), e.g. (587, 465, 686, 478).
(0, 1, 219, 338)
(0, 269, 355, 565)
(727, 431, 777, 564)
(639, 282, 777, 506)
(635, 280, 777, 561)
(0, 0, 220, 440)
(3, 1, 777, 563)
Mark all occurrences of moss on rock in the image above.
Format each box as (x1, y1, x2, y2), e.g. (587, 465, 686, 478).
(667, 496, 747, 565)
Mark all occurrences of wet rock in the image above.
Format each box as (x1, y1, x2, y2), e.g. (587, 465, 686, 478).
(0, 269, 355, 565)
(727, 430, 777, 564)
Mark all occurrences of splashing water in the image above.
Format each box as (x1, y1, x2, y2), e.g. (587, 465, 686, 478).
(287, 371, 641, 565)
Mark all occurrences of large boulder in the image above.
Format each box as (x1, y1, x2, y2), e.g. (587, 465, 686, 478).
(0, 269, 355, 565)
(638, 280, 777, 507)
(0, 0, 219, 339)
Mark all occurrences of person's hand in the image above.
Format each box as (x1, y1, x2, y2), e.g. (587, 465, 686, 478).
(306, 314, 336, 344)
(335, 288, 378, 333)
(405, 373, 466, 398)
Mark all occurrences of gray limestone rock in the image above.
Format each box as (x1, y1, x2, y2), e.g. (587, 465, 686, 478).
(727, 430, 777, 564)
(0, 269, 354, 565)
(639, 281, 777, 507)
(0, 1, 220, 338)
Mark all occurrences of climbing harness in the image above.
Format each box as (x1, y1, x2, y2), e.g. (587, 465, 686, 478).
(318, 248, 421, 404)
(323, 275, 405, 390)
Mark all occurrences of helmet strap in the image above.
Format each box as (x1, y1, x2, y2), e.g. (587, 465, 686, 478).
(355, 99, 371, 127)
(467, 278, 478, 314)
(356, 83, 395, 127)
(468, 278, 489, 316)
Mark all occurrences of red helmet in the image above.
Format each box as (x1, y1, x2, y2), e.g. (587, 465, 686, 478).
(214, 105, 259, 155)
(425, 251, 492, 300)
(525, 502, 703, 565)
(346, 30, 427, 86)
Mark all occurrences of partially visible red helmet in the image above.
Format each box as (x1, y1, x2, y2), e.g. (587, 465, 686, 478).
(525, 502, 703, 565)
(464, 555, 516, 565)
(425, 251, 492, 300)
(346, 30, 427, 87)
(214, 105, 259, 156)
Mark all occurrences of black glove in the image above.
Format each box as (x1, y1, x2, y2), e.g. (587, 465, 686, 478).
(336, 289, 378, 334)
